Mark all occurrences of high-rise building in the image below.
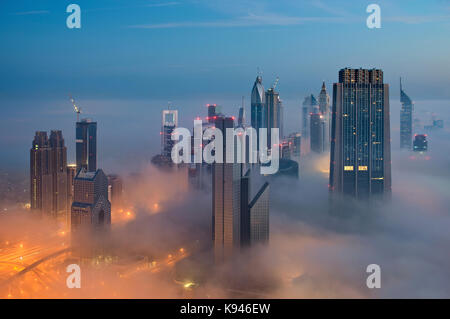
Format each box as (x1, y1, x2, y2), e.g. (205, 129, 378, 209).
(310, 113, 326, 153)
(30, 132, 53, 216)
(161, 108, 178, 158)
(400, 78, 413, 150)
(265, 88, 282, 146)
(108, 174, 123, 211)
(66, 163, 77, 228)
(413, 134, 428, 152)
(251, 76, 265, 138)
(238, 102, 246, 127)
(212, 116, 242, 262)
(329, 68, 391, 199)
(71, 169, 111, 245)
(318, 82, 331, 149)
(248, 182, 269, 245)
(207, 104, 222, 123)
(302, 94, 318, 138)
(287, 132, 302, 164)
(76, 119, 97, 173)
(30, 131, 69, 220)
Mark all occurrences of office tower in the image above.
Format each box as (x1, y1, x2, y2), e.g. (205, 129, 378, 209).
(49, 130, 68, 220)
(66, 163, 77, 227)
(161, 108, 178, 158)
(310, 113, 326, 153)
(288, 132, 302, 163)
(248, 182, 269, 245)
(265, 88, 282, 146)
(207, 104, 222, 123)
(302, 94, 318, 138)
(329, 68, 391, 199)
(212, 116, 242, 262)
(238, 101, 246, 127)
(318, 82, 331, 149)
(400, 78, 413, 150)
(71, 169, 111, 243)
(251, 75, 265, 137)
(76, 119, 97, 173)
(30, 131, 68, 220)
(413, 134, 428, 152)
(30, 132, 53, 216)
(240, 171, 269, 246)
(108, 174, 123, 211)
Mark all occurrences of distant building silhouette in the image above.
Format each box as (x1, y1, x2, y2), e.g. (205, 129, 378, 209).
(400, 78, 413, 150)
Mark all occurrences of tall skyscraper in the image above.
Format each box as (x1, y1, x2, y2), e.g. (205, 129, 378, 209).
(30, 132, 53, 216)
(302, 94, 318, 138)
(66, 163, 77, 228)
(71, 169, 111, 250)
(251, 75, 265, 137)
(265, 87, 282, 146)
(108, 174, 123, 211)
(76, 119, 97, 173)
(161, 108, 178, 158)
(238, 99, 246, 128)
(207, 104, 222, 123)
(212, 116, 242, 262)
(400, 78, 413, 150)
(30, 131, 69, 220)
(310, 113, 326, 153)
(329, 68, 391, 199)
(318, 82, 331, 149)
(248, 182, 269, 245)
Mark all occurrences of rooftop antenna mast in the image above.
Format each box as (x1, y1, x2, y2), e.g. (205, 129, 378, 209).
(69, 94, 82, 122)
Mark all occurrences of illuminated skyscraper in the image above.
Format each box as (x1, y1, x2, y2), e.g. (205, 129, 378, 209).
(161, 108, 178, 158)
(251, 75, 265, 138)
(108, 174, 123, 211)
(30, 131, 68, 220)
(76, 119, 97, 173)
(400, 78, 413, 150)
(329, 68, 391, 199)
(71, 169, 111, 246)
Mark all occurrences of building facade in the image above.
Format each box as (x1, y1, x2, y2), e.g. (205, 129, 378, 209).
(400, 78, 413, 150)
(161, 109, 178, 158)
(329, 68, 391, 200)
(76, 119, 97, 173)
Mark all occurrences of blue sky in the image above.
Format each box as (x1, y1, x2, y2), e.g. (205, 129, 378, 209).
(0, 0, 449, 100)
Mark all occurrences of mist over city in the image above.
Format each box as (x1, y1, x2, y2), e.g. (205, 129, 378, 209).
(1, 0, 450, 302)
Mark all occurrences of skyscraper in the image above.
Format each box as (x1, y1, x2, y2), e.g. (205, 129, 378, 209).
(310, 113, 326, 153)
(212, 116, 242, 262)
(248, 182, 269, 245)
(76, 119, 97, 173)
(265, 87, 282, 146)
(329, 68, 391, 199)
(161, 108, 178, 158)
(108, 174, 123, 211)
(302, 94, 318, 138)
(30, 131, 69, 220)
(71, 169, 111, 251)
(400, 78, 413, 150)
(318, 82, 331, 149)
(251, 75, 265, 137)
(30, 132, 53, 216)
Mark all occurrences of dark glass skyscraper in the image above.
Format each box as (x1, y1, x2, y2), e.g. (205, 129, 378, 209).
(265, 87, 282, 146)
(161, 108, 178, 158)
(400, 78, 413, 150)
(76, 119, 97, 173)
(251, 76, 265, 136)
(310, 113, 326, 153)
(329, 68, 391, 199)
(30, 131, 69, 220)
(302, 94, 318, 138)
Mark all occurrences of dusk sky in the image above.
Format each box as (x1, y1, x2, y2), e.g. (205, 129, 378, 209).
(1, 0, 449, 100)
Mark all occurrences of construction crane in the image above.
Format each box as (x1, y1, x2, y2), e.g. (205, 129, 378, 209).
(69, 94, 82, 122)
(272, 76, 279, 90)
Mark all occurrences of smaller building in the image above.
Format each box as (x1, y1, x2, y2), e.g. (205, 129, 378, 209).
(413, 134, 428, 152)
